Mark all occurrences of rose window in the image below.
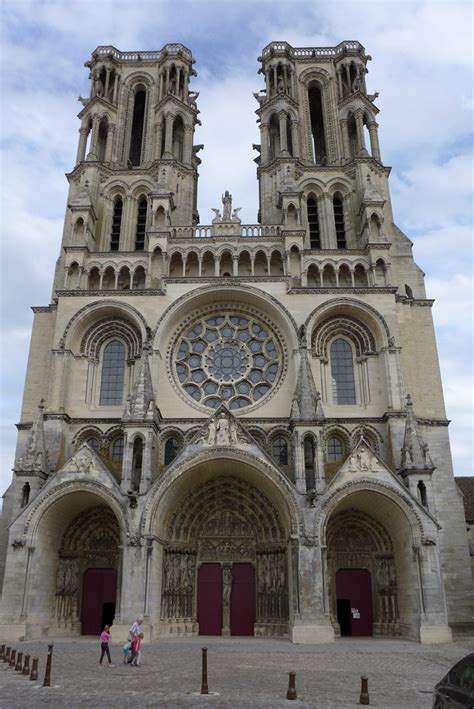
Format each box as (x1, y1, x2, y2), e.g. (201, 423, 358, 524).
(174, 314, 282, 410)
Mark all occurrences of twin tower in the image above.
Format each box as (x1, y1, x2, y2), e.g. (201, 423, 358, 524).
(66, 40, 383, 259)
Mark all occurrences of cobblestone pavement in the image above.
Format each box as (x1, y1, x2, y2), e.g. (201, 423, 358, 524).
(1, 636, 473, 708)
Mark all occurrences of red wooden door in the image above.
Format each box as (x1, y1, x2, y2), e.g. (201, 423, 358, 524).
(230, 563, 256, 636)
(81, 568, 117, 635)
(335, 568, 373, 637)
(197, 563, 223, 636)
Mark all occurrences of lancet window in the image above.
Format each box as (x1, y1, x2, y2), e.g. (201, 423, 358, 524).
(330, 339, 356, 404)
(110, 198, 123, 251)
(99, 340, 126, 405)
(135, 197, 147, 251)
(333, 195, 346, 248)
(307, 197, 321, 249)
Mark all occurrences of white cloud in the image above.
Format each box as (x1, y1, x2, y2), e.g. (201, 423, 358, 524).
(0, 0, 472, 498)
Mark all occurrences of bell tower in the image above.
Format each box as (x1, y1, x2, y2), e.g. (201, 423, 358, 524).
(255, 40, 383, 252)
(61, 43, 201, 275)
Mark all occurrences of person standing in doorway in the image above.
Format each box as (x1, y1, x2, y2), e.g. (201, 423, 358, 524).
(99, 625, 114, 666)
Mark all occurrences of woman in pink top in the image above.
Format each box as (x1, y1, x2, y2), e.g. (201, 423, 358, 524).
(99, 624, 114, 666)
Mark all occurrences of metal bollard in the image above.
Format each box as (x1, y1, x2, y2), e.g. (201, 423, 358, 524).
(359, 675, 370, 705)
(30, 657, 39, 681)
(22, 654, 30, 676)
(4, 646, 11, 663)
(0, 644, 4, 659)
(9, 649, 16, 667)
(200, 646, 209, 695)
(286, 671, 297, 700)
(42, 644, 54, 687)
(15, 651, 23, 671)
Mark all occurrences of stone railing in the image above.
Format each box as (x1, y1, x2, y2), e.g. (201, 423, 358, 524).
(94, 43, 193, 63)
(171, 225, 282, 239)
(260, 40, 364, 59)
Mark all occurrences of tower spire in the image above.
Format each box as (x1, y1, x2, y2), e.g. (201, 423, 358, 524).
(400, 394, 434, 472)
(123, 344, 155, 421)
(291, 327, 324, 421)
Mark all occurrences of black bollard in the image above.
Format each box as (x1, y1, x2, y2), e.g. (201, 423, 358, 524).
(286, 671, 297, 700)
(359, 675, 370, 705)
(30, 657, 39, 681)
(0, 644, 4, 660)
(22, 654, 30, 676)
(9, 649, 16, 667)
(42, 644, 54, 687)
(5, 646, 11, 663)
(200, 646, 209, 695)
(15, 651, 23, 671)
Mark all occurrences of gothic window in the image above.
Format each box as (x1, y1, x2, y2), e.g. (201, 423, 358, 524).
(164, 437, 179, 466)
(307, 197, 321, 249)
(111, 436, 124, 462)
(174, 312, 282, 410)
(417, 481, 428, 508)
(99, 340, 126, 405)
(333, 195, 346, 249)
(129, 89, 146, 166)
(86, 437, 100, 452)
(330, 339, 356, 404)
(172, 116, 184, 162)
(131, 438, 143, 491)
(327, 436, 344, 461)
(269, 114, 280, 160)
(272, 437, 288, 466)
(135, 197, 147, 251)
(304, 437, 315, 491)
(308, 83, 327, 165)
(97, 117, 108, 162)
(347, 113, 358, 158)
(110, 198, 123, 251)
(21, 482, 31, 508)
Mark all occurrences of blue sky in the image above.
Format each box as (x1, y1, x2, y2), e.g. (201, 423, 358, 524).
(1, 0, 473, 497)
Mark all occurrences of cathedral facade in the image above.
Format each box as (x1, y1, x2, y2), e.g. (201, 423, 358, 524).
(0, 40, 472, 643)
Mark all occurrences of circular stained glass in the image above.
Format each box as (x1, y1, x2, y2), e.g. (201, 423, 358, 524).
(174, 312, 282, 410)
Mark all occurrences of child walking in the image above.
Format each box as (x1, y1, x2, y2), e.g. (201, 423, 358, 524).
(99, 625, 114, 666)
(130, 631, 144, 667)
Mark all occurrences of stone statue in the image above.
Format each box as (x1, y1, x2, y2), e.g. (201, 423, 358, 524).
(211, 208, 222, 223)
(93, 70, 103, 98)
(216, 413, 230, 445)
(207, 418, 217, 445)
(231, 207, 242, 222)
(223, 565, 232, 605)
(222, 191, 232, 221)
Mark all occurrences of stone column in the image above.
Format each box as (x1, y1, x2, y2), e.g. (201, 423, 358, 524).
(104, 68, 111, 98)
(183, 125, 193, 165)
(121, 433, 132, 493)
(290, 536, 335, 644)
(260, 123, 269, 164)
(232, 255, 238, 277)
(87, 115, 100, 160)
(105, 124, 115, 162)
(154, 121, 163, 160)
(163, 113, 174, 158)
(337, 69, 343, 99)
(340, 119, 350, 162)
(76, 127, 89, 164)
(139, 431, 153, 494)
(368, 122, 381, 161)
(221, 563, 232, 636)
(291, 119, 299, 157)
(279, 112, 289, 156)
(344, 64, 351, 94)
(355, 110, 367, 154)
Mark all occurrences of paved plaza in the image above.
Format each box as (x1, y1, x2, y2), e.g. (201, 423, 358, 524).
(1, 636, 473, 708)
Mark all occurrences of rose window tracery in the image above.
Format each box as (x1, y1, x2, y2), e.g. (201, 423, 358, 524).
(174, 313, 282, 410)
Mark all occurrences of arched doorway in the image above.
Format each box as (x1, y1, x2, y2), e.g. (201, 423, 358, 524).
(160, 475, 289, 637)
(327, 509, 399, 637)
(55, 506, 121, 635)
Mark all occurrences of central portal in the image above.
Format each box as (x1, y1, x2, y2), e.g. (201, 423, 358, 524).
(197, 563, 256, 636)
(160, 475, 289, 637)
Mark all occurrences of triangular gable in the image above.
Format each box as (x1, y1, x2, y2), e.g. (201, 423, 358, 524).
(167, 405, 280, 473)
(53, 443, 118, 488)
(327, 436, 439, 525)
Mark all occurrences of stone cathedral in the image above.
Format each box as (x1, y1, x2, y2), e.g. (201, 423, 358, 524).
(0, 40, 472, 644)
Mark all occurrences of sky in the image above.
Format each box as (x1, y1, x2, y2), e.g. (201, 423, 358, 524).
(0, 0, 473, 499)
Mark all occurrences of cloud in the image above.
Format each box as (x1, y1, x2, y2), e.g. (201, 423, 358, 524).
(0, 0, 472, 499)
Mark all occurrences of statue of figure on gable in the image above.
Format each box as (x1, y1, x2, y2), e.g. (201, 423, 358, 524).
(222, 190, 232, 221)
